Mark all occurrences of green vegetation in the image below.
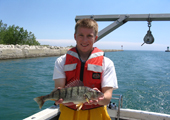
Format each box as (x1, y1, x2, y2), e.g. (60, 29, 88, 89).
(0, 20, 40, 45)
(67, 45, 75, 48)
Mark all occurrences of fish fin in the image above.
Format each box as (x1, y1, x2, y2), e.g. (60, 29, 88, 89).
(65, 79, 84, 88)
(51, 88, 59, 92)
(76, 103, 83, 111)
(84, 94, 90, 103)
(34, 96, 44, 109)
(85, 98, 90, 103)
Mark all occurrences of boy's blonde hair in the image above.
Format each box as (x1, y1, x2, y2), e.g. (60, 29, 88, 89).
(75, 18, 98, 36)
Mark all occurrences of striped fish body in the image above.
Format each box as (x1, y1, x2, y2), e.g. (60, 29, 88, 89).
(34, 86, 103, 109)
(45, 86, 93, 103)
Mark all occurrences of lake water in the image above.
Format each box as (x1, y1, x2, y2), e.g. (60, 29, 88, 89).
(0, 50, 170, 120)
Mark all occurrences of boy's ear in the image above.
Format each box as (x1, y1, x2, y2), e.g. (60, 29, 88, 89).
(74, 34, 76, 40)
(95, 36, 98, 42)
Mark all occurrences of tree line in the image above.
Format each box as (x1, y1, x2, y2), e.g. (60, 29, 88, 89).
(0, 20, 40, 45)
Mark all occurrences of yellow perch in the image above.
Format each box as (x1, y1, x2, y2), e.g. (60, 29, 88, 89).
(34, 86, 103, 110)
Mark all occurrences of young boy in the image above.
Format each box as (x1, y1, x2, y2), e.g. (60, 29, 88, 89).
(53, 18, 118, 120)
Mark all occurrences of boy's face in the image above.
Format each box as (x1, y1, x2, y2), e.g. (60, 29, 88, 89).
(74, 27, 98, 54)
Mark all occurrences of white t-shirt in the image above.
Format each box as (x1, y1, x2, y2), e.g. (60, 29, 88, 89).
(53, 54, 118, 89)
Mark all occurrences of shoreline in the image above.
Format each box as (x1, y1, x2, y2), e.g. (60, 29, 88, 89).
(0, 44, 123, 60)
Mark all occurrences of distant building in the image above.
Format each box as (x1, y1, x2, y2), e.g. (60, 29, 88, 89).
(165, 46, 170, 52)
(121, 45, 123, 50)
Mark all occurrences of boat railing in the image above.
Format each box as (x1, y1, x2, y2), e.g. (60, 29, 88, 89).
(110, 94, 123, 120)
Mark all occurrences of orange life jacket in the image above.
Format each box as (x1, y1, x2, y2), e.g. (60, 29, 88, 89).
(64, 47, 104, 110)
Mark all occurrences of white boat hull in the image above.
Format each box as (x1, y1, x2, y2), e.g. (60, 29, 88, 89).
(23, 105, 60, 120)
(24, 105, 170, 120)
(108, 108, 170, 120)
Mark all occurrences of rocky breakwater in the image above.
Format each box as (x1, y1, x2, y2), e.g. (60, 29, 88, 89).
(0, 44, 70, 60)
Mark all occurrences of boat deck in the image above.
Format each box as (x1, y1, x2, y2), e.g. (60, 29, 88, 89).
(24, 94, 170, 120)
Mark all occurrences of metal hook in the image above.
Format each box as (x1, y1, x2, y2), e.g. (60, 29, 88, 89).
(148, 14, 151, 30)
(141, 14, 154, 46)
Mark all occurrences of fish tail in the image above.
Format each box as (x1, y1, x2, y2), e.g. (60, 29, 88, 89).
(34, 96, 44, 109)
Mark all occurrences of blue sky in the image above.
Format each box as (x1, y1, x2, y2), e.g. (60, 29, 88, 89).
(0, 0, 170, 51)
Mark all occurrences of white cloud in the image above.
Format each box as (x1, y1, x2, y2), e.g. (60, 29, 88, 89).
(37, 39, 168, 51)
(95, 41, 167, 51)
(37, 39, 76, 47)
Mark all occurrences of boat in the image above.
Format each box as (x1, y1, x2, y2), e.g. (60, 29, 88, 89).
(24, 94, 170, 120)
(24, 14, 170, 120)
